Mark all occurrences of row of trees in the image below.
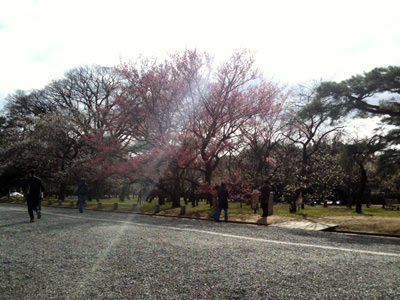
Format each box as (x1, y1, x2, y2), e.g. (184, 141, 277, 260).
(1, 50, 399, 213)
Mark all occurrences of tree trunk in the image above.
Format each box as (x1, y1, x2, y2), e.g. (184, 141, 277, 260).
(119, 193, 125, 202)
(190, 192, 196, 207)
(119, 185, 128, 202)
(289, 200, 296, 213)
(205, 163, 212, 185)
(356, 165, 367, 214)
(58, 182, 66, 201)
(302, 145, 308, 165)
(158, 195, 165, 206)
(204, 163, 213, 205)
(289, 194, 296, 213)
(171, 193, 180, 208)
(170, 174, 181, 208)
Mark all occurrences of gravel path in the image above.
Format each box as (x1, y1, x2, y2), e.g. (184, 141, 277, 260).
(1, 203, 400, 299)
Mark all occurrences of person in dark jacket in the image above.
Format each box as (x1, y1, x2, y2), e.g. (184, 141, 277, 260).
(215, 182, 229, 222)
(259, 181, 270, 217)
(74, 178, 89, 213)
(24, 170, 45, 222)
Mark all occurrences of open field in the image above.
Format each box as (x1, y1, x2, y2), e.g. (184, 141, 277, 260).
(2, 196, 400, 236)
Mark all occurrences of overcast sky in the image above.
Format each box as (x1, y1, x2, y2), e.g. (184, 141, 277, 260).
(1, 0, 400, 115)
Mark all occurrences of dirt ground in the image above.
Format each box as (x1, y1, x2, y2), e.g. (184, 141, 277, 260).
(309, 216, 400, 235)
(156, 210, 400, 236)
(229, 214, 400, 236)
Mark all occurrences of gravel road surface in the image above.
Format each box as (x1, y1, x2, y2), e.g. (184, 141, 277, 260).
(1, 203, 400, 299)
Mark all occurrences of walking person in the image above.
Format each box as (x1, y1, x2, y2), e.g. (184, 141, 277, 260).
(24, 170, 45, 223)
(259, 181, 270, 217)
(74, 178, 89, 213)
(215, 183, 229, 222)
(251, 186, 260, 214)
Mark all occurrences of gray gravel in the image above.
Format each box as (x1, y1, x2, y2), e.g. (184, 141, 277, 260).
(1, 203, 400, 299)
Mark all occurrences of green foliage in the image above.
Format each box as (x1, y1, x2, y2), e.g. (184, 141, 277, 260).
(316, 66, 400, 118)
(315, 67, 400, 192)
(340, 138, 383, 167)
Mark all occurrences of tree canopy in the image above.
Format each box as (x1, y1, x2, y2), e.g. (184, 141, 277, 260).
(1, 51, 399, 214)
(314, 66, 400, 125)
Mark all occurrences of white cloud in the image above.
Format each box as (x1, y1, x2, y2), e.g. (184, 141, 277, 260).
(342, 117, 381, 140)
(1, 0, 400, 109)
(342, 116, 398, 142)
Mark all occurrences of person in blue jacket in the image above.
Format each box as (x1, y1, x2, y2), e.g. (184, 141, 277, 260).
(74, 178, 89, 213)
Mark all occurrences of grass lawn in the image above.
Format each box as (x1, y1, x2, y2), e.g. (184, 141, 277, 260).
(2, 196, 400, 218)
(278, 203, 400, 217)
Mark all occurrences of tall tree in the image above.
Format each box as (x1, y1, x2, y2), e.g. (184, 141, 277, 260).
(239, 89, 289, 185)
(1, 65, 121, 199)
(284, 84, 343, 210)
(339, 137, 383, 213)
(45, 65, 121, 135)
(315, 67, 400, 202)
(175, 49, 280, 187)
(115, 55, 189, 206)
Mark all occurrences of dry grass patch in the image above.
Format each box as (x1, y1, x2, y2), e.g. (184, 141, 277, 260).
(307, 216, 400, 235)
